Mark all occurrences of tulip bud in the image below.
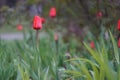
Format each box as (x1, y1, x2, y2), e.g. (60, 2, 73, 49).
(33, 15, 42, 30)
(17, 24, 23, 31)
(41, 17, 46, 24)
(117, 20, 120, 31)
(54, 33, 58, 41)
(49, 7, 56, 18)
(90, 41, 95, 49)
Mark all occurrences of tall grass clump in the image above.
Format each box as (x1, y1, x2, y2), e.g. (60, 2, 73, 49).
(65, 31, 120, 80)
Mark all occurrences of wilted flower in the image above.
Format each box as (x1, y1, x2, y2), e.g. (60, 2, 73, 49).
(90, 41, 95, 49)
(33, 15, 42, 30)
(49, 7, 56, 18)
(117, 20, 120, 31)
(17, 24, 23, 31)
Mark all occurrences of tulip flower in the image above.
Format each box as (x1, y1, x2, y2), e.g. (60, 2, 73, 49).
(118, 38, 120, 48)
(33, 15, 42, 47)
(90, 41, 95, 49)
(41, 17, 46, 24)
(54, 33, 58, 41)
(17, 24, 23, 31)
(96, 11, 102, 19)
(33, 15, 42, 30)
(49, 7, 56, 18)
(117, 20, 120, 31)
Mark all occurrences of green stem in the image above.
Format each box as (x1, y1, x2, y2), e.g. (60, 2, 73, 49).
(55, 40, 59, 80)
(56, 40, 58, 54)
(36, 30, 39, 48)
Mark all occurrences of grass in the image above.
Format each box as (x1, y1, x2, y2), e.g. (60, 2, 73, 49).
(65, 31, 120, 80)
(0, 28, 119, 80)
(0, 30, 67, 80)
(0, 19, 120, 80)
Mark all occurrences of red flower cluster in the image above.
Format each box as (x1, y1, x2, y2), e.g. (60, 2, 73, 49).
(33, 7, 56, 30)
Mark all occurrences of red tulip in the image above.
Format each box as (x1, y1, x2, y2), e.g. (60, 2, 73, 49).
(41, 17, 46, 24)
(49, 7, 56, 18)
(54, 33, 58, 41)
(33, 15, 42, 30)
(117, 20, 120, 31)
(118, 38, 120, 48)
(96, 11, 102, 19)
(17, 24, 23, 31)
(90, 41, 95, 49)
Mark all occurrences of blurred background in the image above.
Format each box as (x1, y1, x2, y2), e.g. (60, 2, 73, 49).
(0, 0, 120, 40)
